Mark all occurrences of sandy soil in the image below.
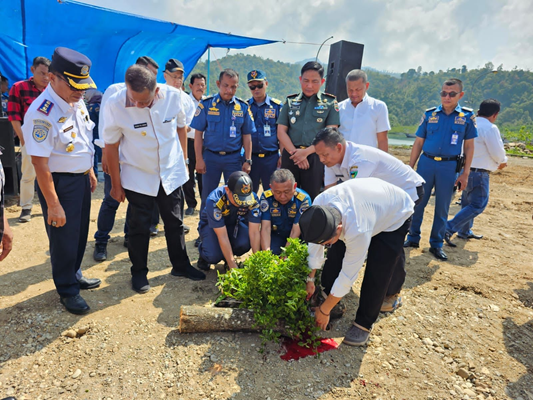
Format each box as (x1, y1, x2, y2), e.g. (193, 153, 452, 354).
(0, 148, 532, 400)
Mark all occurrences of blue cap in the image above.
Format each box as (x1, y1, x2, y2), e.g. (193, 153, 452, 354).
(247, 70, 266, 82)
(50, 47, 96, 90)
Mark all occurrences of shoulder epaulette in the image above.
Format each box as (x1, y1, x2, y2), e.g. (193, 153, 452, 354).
(425, 106, 437, 112)
(37, 99, 54, 116)
(216, 197, 225, 210)
(236, 97, 247, 104)
(270, 98, 282, 105)
(203, 95, 214, 102)
(322, 92, 336, 98)
(287, 93, 299, 98)
(246, 98, 252, 105)
(296, 191, 306, 201)
(264, 189, 273, 198)
(461, 107, 473, 112)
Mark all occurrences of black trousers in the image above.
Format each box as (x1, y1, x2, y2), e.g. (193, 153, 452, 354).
(281, 149, 323, 201)
(125, 184, 190, 277)
(37, 173, 91, 298)
(321, 218, 411, 330)
(183, 138, 202, 209)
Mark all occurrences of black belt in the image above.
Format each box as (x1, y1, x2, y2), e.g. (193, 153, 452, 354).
(422, 152, 459, 162)
(52, 170, 90, 176)
(206, 149, 240, 156)
(471, 167, 490, 173)
(252, 150, 278, 158)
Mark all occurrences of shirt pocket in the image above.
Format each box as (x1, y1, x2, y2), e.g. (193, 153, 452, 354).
(206, 114, 221, 130)
(233, 116, 244, 129)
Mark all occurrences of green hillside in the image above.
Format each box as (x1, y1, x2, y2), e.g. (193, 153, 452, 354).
(189, 55, 533, 139)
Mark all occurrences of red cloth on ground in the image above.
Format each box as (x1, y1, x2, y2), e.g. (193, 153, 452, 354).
(280, 337, 338, 361)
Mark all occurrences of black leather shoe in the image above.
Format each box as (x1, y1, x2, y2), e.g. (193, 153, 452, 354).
(444, 232, 457, 247)
(429, 247, 448, 261)
(78, 277, 101, 290)
(403, 240, 419, 248)
(171, 264, 206, 281)
(194, 236, 202, 247)
(196, 257, 210, 271)
(93, 243, 107, 261)
(60, 294, 90, 315)
(185, 207, 195, 216)
(132, 275, 150, 294)
(183, 224, 191, 235)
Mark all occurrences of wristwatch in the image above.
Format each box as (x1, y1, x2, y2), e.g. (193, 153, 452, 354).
(245, 159, 253, 166)
(306, 276, 315, 283)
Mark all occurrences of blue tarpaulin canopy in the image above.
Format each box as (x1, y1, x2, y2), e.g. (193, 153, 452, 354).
(0, 0, 278, 89)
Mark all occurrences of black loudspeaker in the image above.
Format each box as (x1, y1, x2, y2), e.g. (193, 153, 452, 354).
(0, 117, 19, 195)
(325, 40, 364, 102)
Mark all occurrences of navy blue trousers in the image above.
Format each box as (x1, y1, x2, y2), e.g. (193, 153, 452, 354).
(249, 152, 279, 194)
(407, 155, 457, 248)
(37, 173, 91, 298)
(200, 150, 242, 208)
(198, 219, 250, 264)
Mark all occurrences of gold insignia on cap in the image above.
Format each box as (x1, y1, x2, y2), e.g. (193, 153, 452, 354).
(141, 131, 147, 136)
(242, 183, 251, 195)
(81, 65, 89, 76)
(251, 70, 258, 79)
(66, 143, 75, 152)
(71, 132, 77, 138)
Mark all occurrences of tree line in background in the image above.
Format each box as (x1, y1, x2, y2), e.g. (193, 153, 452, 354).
(190, 54, 532, 142)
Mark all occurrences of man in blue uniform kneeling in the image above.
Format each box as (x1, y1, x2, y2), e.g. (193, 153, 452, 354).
(197, 171, 261, 271)
(260, 169, 311, 255)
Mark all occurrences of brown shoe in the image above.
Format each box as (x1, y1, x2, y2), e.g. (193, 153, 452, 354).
(381, 293, 403, 313)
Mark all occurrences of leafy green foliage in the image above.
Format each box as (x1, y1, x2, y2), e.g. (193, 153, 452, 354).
(216, 238, 319, 349)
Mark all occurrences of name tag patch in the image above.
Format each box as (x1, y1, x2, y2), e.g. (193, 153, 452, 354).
(134, 123, 148, 129)
(32, 119, 52, 143)
(232, 110, 243, 118)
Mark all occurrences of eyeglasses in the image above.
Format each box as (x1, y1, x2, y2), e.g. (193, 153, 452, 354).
(56, 75, 85, 92)
(248, 83, 264, 91)
(440, 91, 459, 98)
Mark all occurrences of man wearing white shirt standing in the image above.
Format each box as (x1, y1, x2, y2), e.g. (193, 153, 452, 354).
(104, 65, 205, 294)
(313, 127, 424, 312)
(445, 99, 507, 245)
(299, 178, 414, 346)
(183, 73, 206, 216)
(338, 69, 390, 152)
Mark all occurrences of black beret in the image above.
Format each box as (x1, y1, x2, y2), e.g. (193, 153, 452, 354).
(299, 206, 339, 244)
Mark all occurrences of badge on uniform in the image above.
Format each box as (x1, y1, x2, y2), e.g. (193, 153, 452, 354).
(194, 106, 201, 117)
(454, 116, 466, 125)
(37, 100, 54, 116)
(66, 142, 75, 152)
(317, 118, 323, 123)
(290, 117, 296, 124)
(63, 125, 74, 133)
(264, 108, 276, 119)
(264, 124, 271, 137)
(260, 199, 269, 212)
(450, 133, 459, 145)
(428, 116, 439, 124)
(252, 208, 260, 218)
(134, 122, 148, 129)
(232, 110, 243, 118)
(32, 119, 52, 143)
(295, 110, 300, 116)
(350, 165, 358, 179)
(213, 209, 223, 221)
(299, 199, 310, 214)
(271, 207, 281, 217)
(234, 103, 241, 111)
(58, 117, 67, 123)
(334, 99, 339, 112)
(208, 106, 220, 116)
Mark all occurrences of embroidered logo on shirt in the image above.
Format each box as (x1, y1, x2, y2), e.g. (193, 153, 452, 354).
(350, 165, 359, 179)
(32, 119, 52, 143)
(260, 199, 269, 212)
(264, 108, 276, 119)
(134, 122, 148, 129)
(213, 209, 222, 221)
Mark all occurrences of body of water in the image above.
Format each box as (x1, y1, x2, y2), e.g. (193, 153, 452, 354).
(389, 137, 415, 146)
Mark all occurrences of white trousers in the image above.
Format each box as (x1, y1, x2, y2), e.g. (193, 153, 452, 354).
(20, 145, 36, 210)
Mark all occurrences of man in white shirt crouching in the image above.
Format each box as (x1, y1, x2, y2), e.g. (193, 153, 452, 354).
(299, 178, 414, 346)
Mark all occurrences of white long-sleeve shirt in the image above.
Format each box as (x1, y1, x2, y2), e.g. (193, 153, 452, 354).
(308, 178, 414, 298)
(471, 117, 507, 171)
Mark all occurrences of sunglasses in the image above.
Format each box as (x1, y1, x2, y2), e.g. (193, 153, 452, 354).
(440, 91, 459, 98)
(56, 75, 85, 92)
(248, 83, 264, 91)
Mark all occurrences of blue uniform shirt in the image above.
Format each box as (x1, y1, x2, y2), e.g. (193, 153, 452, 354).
(199, 186, 261, 230)
(416, 104, 478, 157)
(247, 95, 282, 153)
(260, 188, 311, 237)
(190, 93, 256, 153)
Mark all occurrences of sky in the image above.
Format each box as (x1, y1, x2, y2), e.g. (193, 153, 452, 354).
(81, 0, 533, 73)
